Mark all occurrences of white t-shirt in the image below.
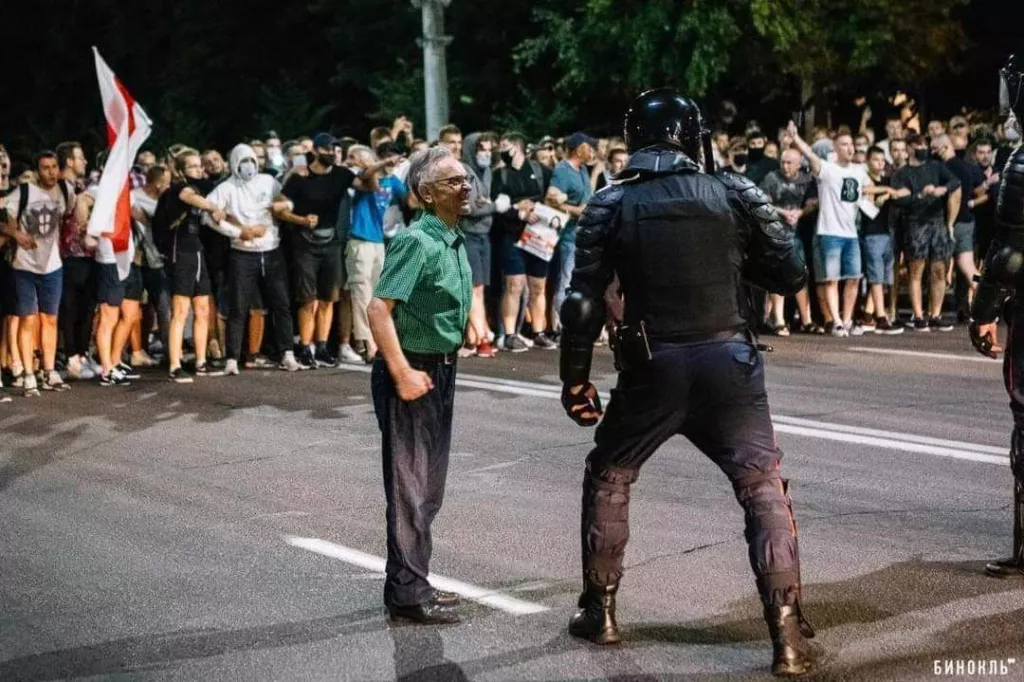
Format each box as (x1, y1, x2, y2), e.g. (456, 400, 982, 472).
(3, 181, 74, 275)
(205, 175, 282, 253)
(814, 160, 871, 238)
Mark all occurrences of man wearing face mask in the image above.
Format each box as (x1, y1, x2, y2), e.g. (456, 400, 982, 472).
(458, 132, 498, 358)
(205, 144, 305, 376)
(264, 131, 285, 175)
(744, 130, 779, 185)
(890, 133, 961, 330)
(968, 54, 1024, 581)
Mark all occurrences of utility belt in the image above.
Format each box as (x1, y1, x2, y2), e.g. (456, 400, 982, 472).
(610, 323, 766, 372)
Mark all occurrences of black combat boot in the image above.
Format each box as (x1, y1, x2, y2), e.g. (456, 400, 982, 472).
(764, 604, 825, 677)
(985, 477, 1024, 578)
(568, 583, 621, 645)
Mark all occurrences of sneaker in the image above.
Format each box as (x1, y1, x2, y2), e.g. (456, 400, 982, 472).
(849, 323, 866, 336)
(798, 323, 825, 335)
(476, 340, 498, 358)
(100, 368, 132, 387)
(830, 322, 849, 338)
(534, 333, 558, 350)
(224, 359, 240, 376)
(195, 362, 225, 377)
(298, 345, 317, 370)
(770, 323, 791, 337)
(131, 350, 158, 368)
(0, 387, 10, 403)
(518, 333, 535, 349)
(244, 355, 273, 369)
(314, 346, 339, 368)
(503, 334, 530, 353)
(485, 330, 495, 344)
(911, 317, 930, 332)
(23, 374, 40, 397)
(338, 344, 364, 365)
(168, 367, 194, 384)
(86, 356, 103, 376)
(41, 371, 71, 392)
(11, 369, 25, 389)
(873, 316, 904, 335)
(280, 351, 308, 372)
(457, 345, 477, 358)
(116, 362, 142, 380)
(929, 316, 954, 332)
(857, 317, 877, 333)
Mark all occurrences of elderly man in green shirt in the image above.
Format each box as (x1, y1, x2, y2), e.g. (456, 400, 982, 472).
(368, 146, 473, 625)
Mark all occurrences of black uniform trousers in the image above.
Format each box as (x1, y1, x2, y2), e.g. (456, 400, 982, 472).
(582, 334, 802, 607)
(371, 355, 457, 608)
(1000, 299, 1024, 560)
(225, 248, 293, 361)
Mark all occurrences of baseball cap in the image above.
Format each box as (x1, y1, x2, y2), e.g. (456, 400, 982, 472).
(565, 131, 598, 150)
(312, 132, 337, 150)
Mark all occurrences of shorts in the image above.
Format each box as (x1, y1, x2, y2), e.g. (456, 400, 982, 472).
(292, 240, 342, 303)
(501, 231, 548, 279)
(14, 267, 63, 317)
(168, 251, 212, 298)
(125, 264, 144, 302)
(953, 220, 975, 256)
(860, 233, 894, 286)
(903, 219, 952, 263)
(812, 234, 862, 282)
(95, 262, 127, 307)
(464, 232, 491, 287)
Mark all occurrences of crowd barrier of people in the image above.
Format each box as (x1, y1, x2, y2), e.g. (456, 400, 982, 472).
(0, 108, 1016, 400)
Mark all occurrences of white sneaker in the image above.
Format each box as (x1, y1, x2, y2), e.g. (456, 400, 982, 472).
(131, 350, 158, 368)
(224, 359, 240, 376)
(849, 324, 866, 336)
(485, 330, 495, 344)
(23, 373, 40, 397)
(67, 355, 84, 380)
(516, 333, 534, 348)
(831, 323, 849, 338)
(87, 356, 103, 376)
(279, 351, 306, 372)
(338, 344, 363, 365)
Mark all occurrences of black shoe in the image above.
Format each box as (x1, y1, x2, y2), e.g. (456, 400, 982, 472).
(168, 367, 194, 384)
(984, 557, 1024, 579)
(195, 362, 225, 377)
(298, 345, 318, 369)
(568, 583, 621, 645)
(765, 604, 826, 677)
(387, 602, 461, 625)
(911, 317, 930, 332)
(116, 362, 142, 379)
(99, 369, 132, 387)
(929, 316, 954, 332)
(533, 332, 558, 350)
(432, 590, 460, 607)
(314, 347, 338, 368)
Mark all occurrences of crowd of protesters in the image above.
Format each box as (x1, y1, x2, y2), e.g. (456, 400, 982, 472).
(0, 105, 1018, 400)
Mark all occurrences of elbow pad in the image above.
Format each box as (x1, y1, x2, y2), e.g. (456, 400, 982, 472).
(559, 290, 605, 385)
(971, 240, 1023, 323)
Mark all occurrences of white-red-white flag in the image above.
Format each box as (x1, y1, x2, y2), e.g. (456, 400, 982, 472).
(86, 47, 153, 279)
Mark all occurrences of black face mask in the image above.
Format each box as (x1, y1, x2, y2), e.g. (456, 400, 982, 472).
(954, 148, 967, 159)
(748, 147, 765, 163)
(500, 150, 515, 166)
(317, 152, 334, 167)
(733, 153, 748, 167)
(914, 148, 930, 162)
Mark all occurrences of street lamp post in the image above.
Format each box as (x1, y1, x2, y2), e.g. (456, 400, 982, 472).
(413, 0, 452, 141)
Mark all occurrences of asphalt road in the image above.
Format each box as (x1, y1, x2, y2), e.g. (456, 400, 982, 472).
(1, 327, 1023, 681)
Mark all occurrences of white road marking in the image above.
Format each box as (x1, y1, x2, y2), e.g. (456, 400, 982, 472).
(336, 366, 1007, 466)
(848, 346, 1001, 364)
(286, 536, 550, 615)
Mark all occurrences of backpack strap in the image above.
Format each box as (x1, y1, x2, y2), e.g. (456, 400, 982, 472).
(58, 180, 72, 216)
(528, 160, 545, 197)
(17, 182, 29, 226)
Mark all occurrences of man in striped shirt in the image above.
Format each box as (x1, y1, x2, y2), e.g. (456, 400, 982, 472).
(368, 146, 473, 625)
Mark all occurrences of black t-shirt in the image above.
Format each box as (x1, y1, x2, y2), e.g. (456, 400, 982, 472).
(891, 161, 960, 226)
(860, 175, 892, 237)
(746, 157, 780, 187)
(165, 180, 214, 260)
(282, 165, 356, 246)
(491, 160, 550, 234)
(944, 156, 984, 223)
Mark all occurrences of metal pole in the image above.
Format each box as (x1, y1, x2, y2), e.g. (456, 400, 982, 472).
(413, 0, 452, 141)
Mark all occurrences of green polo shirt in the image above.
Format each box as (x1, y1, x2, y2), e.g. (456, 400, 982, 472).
(374, 212, 473, 354)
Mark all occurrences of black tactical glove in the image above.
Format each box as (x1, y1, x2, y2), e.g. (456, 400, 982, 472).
(968, 320, 1003, 359)
(561, 383, 603, 427)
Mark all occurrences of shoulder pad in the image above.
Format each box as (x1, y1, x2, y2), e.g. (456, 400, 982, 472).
(590, 182, 626, 205)
(718, 171, 773, 208)
(1006, 145, 1024, 176)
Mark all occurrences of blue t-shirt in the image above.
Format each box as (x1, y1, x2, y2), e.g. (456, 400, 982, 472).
(350, 175, 407, 243)
(549, 160, 593, 241)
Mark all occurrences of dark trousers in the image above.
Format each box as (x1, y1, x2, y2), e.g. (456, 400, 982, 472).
(1001, 301, 1024, 559)
(141, 265, 170, 349)
(371, 356, 457, 608)
(59, 257, 95, 357)
(581, 335, 802, 607)
(225, 249, 293, 361)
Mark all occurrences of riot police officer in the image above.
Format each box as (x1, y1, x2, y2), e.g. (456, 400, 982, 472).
(558, 88, 824, 677)
(968, 54, 1024, 581)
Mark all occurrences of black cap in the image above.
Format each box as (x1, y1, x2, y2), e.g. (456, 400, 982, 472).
(565, 131, 598, 150)
(312, 132, 337, 150)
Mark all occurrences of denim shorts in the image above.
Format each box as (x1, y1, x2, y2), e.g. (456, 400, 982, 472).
(860, 233, 894, 286)
(953, 220, 975, 256)
(812, 235, 862, 282)
(14, 267, 63, 316)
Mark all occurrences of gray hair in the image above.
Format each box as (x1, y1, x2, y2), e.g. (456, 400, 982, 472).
(407, 146, 453, 202)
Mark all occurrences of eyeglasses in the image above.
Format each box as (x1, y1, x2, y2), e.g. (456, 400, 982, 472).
(432, 175, 470, 189)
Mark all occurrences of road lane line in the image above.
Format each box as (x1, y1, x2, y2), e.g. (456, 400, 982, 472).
(335, 366, 1007, 465)
(848, 346, 1001, 364)
(285, 536, 550, 615)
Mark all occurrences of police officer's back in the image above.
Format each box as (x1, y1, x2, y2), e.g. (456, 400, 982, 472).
(558, 89, 823, 677)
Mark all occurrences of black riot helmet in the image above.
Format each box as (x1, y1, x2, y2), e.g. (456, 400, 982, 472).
(624, 88, 712, 169)
(1000, 54, 1024, 119)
